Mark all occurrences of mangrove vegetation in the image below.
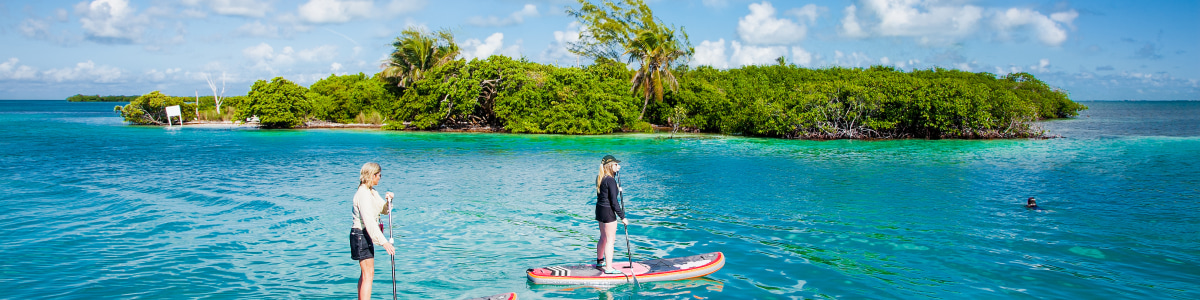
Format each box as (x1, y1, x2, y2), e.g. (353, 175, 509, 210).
(114, 0, 1085, 139)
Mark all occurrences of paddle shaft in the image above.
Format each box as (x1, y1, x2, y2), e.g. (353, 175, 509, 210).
(616, 173, 637, 284)
(388, 197, 396, 300)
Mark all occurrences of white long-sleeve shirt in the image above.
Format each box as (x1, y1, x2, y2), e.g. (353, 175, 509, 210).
(351, 185, 390, 245)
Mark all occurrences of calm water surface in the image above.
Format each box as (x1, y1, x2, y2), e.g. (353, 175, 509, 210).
(0, 101, 1197, 299)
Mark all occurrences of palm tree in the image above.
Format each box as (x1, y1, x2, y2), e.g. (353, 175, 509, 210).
(380, 27, 460, 88)
(625, 25, 692, 120)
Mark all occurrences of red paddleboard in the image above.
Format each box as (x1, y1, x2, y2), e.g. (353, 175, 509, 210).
(526, 252, 724, 285)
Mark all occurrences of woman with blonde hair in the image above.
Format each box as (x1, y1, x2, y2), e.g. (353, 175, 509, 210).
(349, 162, 395, 300)
(594, 155, 627, 274)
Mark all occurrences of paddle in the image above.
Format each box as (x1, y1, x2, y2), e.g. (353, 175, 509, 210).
(616, 172, 638, 285)
(387, 195, 397, 300)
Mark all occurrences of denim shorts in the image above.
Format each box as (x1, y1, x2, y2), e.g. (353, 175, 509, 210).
(349, 228, 374, 260)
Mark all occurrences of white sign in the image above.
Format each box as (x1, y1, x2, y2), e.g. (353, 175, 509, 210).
(165, 105, 182, 126)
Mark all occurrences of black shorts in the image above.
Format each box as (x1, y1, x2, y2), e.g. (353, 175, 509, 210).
(596, 205, 618, 223)
(350, 228, 374, 260)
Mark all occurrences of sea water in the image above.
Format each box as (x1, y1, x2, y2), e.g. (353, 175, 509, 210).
(0, 101, 1196, 299)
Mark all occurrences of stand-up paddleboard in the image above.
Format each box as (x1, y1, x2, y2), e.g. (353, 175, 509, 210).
(527, 252, 724, 285)
(463, 292, 516, 300)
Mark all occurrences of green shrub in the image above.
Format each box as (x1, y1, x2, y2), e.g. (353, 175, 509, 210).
(114, 91, 196, 125)
(238, 77, 310, 129)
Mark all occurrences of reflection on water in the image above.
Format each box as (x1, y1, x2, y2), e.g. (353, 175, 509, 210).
(529, 278, 725, 300)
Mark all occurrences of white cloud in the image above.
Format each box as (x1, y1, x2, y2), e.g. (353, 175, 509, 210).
(832, 50, 873, 67)
(145, 68, 182, 82)
(243, 43, 338, 73)
(294, 0, 424, 24)
(19, 18, 52, 39)
(243, 43, 293, 73)
(992, 8, 1076, 46)
(210, 0, 269, 17)
(840, 5, 867, 38)
(691, 40, 809, 68)
(788, 4, 821, 24)
(186, 0, 270, 18)
(468, 4, 539, 27)
(1050, 10, 1079, 30)
(692, 39, 730, 69)
(298, 0, 374, 24)
(384, 0, 426, 15)
(541, 22, 584, 64)
(331, 62, 343, 72)
(867, 0, 983, 40)
(55, 8, 70, 21)
(738, 1, 806, 45)
(42, 60, 123, 83)
(180, 9, 207, 18)
(1030, 58, 1051, 72)
(840, 1, 1077, 47)
(792, 47, 813, 66)
(730, 41, 788, 67)
(0, 58, 40, 80)
(297, 45, 339, 62)
(880, 56, 890, 65)
(462, 33, 521, 61)
(75, 0, 150, 43)
(237, 21, 279, 37)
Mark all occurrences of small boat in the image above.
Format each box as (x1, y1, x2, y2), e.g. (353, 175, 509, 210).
(463, 292, 516, 300)
(526, 252, 724, 285)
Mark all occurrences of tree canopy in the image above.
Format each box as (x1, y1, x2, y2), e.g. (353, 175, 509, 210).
(113, 91, 196, 125)
(113, 1, 1086, 139)
(238, 77, 310, 129)
(567, 0, 693, 120)
(380, 27, 461, 89)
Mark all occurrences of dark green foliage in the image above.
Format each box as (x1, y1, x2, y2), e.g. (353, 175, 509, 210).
(239, 77, 310, 129)
(495, 59, 641, 134)
(379, 56, 643, 134)
(649, 65, 1084, 139)
(68, 94, 138, 102)
(385, 59, 483, 129)
(306, 73, 391, 123)
(117, 61, 1081, 139)
(113, 91, 196, 125)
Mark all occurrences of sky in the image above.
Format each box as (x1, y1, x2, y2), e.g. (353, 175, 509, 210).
(0, 0, 1196, 100)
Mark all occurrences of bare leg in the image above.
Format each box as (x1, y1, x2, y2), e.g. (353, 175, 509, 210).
(359, 258, 375, 300)
(596, 222, 608, 262)
(600, 221, 618, 269)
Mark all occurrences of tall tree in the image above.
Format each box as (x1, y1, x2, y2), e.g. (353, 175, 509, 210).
(567, 0, 692, 120)
(205, 72, 228, 116)
(626, 25, 691, 120)
(380, 27, 461, 88)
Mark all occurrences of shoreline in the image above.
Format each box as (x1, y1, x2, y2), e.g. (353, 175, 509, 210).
(167, 120, 1058, 140)
(175, 120, 675, 133)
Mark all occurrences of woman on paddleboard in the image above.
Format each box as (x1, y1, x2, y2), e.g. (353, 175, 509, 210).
(595, 155, 627, 274)
(350, 162, 395, 300)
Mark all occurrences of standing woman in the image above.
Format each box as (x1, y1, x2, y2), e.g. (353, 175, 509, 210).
(350, 162, 395, 300)
(595, 155, 627, 274)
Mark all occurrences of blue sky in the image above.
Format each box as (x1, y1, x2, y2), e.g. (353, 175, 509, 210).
(1, 0, 1196, 100)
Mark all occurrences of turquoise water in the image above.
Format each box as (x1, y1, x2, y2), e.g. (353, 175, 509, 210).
(1, 101, 1197, 299)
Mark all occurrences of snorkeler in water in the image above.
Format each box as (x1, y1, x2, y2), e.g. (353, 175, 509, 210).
(1025, 197, 1041, 210)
